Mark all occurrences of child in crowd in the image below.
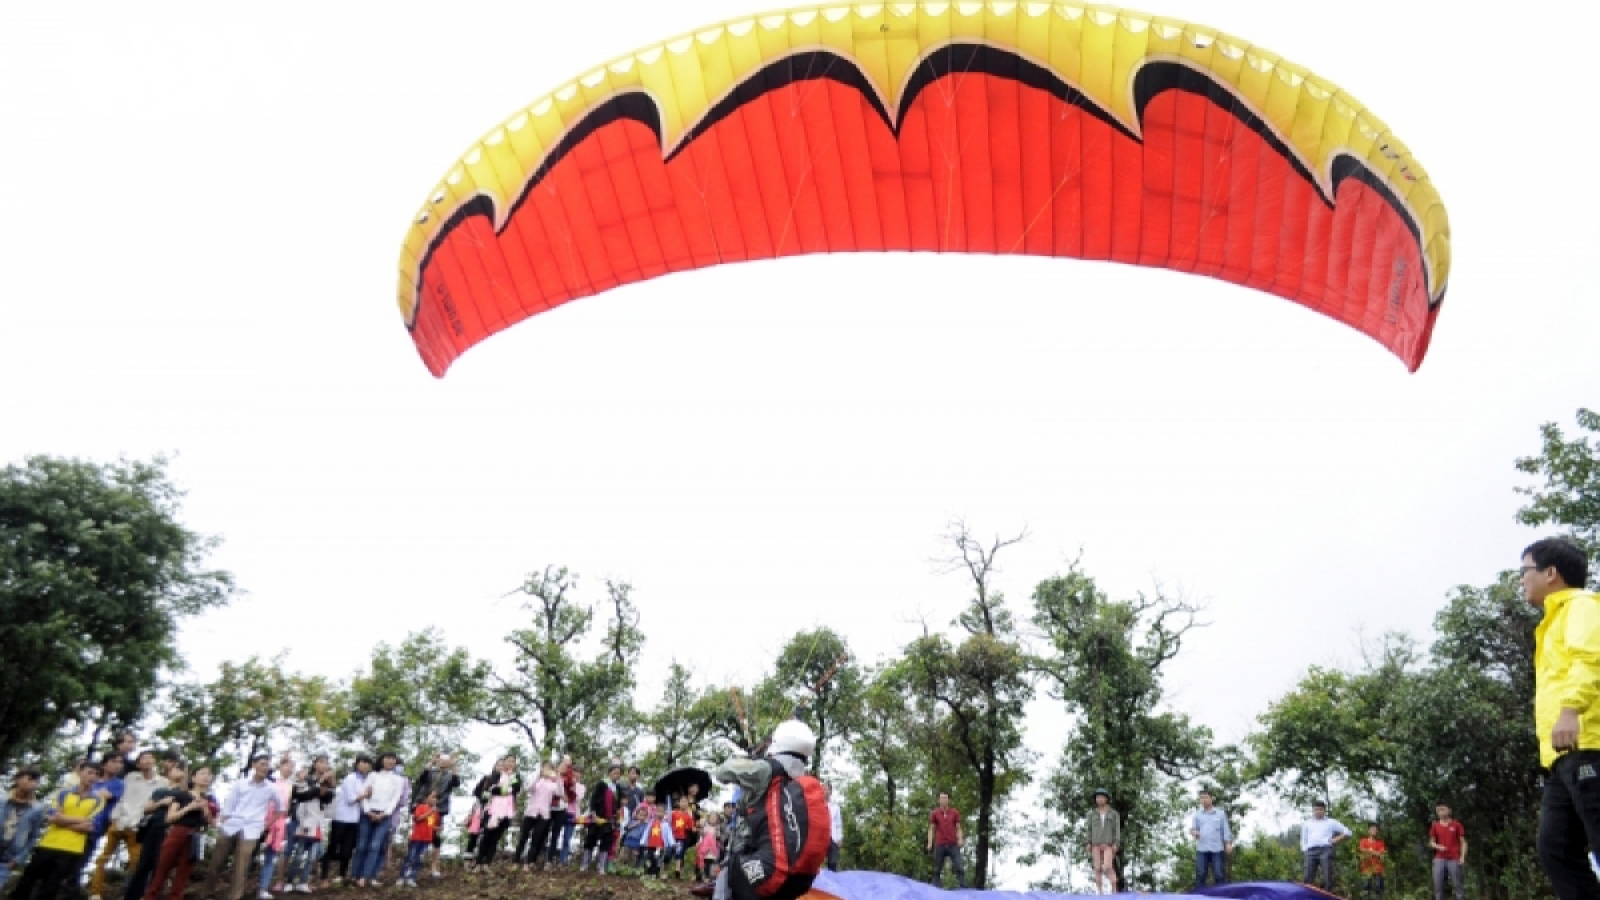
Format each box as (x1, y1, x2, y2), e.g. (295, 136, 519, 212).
(642, 801, 675, 877)
(622, 799, 652, 867)
(696, 812, 721, 882)
(399, 792, 440, 887)
(669, 797, 695, 878)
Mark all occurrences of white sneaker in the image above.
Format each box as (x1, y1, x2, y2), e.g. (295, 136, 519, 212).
(430, 871, 441, 879)
(259, 892, 274, 900)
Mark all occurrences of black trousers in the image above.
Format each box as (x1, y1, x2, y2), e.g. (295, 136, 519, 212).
(9, 848, 84, 900)
(320, 822, 358, 880)
(476, 821, 510, 865)
(1541, 750, 1600, 900)
(515, 817, 552, 865)
(544, 810, 569, 862)
(122, 828, 170, 900)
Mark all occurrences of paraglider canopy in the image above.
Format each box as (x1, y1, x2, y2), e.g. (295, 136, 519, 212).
(397, 2, 1449, 376)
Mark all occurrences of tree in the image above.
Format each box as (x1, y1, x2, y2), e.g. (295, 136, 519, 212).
(157, 655, 341, 774)
(335, 629, 490, 769)
(844, 656, 934, 871)
(475, 566, 644, 768)
(1030, 564, 1213, 891)
(1516, 407, 1600, 571)
(901, 522, 1035, 888)
(637, 661, 721, 773)
(756, 628, 863, 775)
(1247, 576, 1544, 900)
(0, 455, 233, 766)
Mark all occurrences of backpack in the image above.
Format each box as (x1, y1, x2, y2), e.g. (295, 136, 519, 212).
(727, 759, 830, 900)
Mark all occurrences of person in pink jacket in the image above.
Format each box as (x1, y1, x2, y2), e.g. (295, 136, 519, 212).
(516, 765, 561, 870)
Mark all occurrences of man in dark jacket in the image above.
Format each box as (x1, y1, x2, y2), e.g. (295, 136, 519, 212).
(579, 766, 623, 874)
(412, 755, 460, 879)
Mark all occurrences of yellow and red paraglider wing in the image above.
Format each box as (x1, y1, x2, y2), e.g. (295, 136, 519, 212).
(398, 3, 1449, 376)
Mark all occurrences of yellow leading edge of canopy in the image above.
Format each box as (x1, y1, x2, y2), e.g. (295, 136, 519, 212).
(396, 1, 1450, 326)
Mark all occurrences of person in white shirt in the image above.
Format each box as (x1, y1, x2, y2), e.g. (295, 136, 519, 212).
(91, 751, 167, 900)
(1300, 801, 1353, 890)
(203, 756, 281, 900)
(824, 783, 842, 872)
(350, 753, 406, 887)
(321, 756, 371, 885)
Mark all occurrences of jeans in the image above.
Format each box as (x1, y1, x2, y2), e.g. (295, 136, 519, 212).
(560, 818, 577, 864)
(350, 816, 393, 881)
(931, 844, 965, 888)
(258, 845, 284, 894)
(1431, 859, 1465, 900)
(1304, 846, 1335, 890)
(400, 841, 430, 881)
(1540, 749, 1600, 900)
(1195, 850, 1226, 888)
(1363, 873, 1385, 900)
(285, 837, 322, 885)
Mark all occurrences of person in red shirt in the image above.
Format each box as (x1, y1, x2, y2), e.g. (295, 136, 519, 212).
(1357, 823, 1387, 900)
(398, 793, 439, 887)
(926, 792, 965, 889)
(669, 798, 695, 879)
(1428, 804, 1467, 900)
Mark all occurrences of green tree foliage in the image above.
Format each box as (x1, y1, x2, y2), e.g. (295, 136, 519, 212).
(335, 629, 490, 769)
(1516, 407, 1600, 569)
(843, 657, 953, 879)
(638, 661, 721, 773)
(0, 455, 233, 767)
(756, 628, 863, 775)
(476, 566, 644, 768)
(898, 523, 1035, 888)
(157, 654, 341, 774)
(1250, 577, 1543, 900)
(1030, 565, 1213, 891)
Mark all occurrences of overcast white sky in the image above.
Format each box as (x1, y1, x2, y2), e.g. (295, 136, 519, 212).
(4, 0, 1597, 868)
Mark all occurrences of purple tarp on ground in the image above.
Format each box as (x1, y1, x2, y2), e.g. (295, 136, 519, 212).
(813, 870, 1335, 900)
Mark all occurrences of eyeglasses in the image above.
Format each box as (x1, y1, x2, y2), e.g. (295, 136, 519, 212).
(1520, 565, 1548, 575)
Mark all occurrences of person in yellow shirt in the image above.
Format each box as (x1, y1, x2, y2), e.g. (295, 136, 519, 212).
(1524, 537, 1600, 900)
(9, 760, 106, 900)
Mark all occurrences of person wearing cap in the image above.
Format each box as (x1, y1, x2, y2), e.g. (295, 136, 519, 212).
(1085, 790, 1120, 895)
(710, 720, 816, 900)
(1523, 537, 1600, 900)
(1188, 788, 1232, 888)
(1300, 800, 1352, 890)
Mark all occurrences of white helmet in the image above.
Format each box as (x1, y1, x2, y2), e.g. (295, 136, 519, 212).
(769, 719, 816, 761)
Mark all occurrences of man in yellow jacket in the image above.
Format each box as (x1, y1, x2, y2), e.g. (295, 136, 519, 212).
(1525, 537, 1600, 900)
